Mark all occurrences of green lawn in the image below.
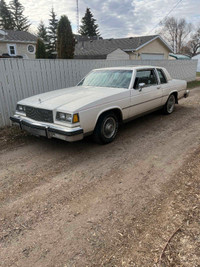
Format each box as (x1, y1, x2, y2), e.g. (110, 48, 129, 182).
(196, 72, 200, 77)
(187, 80, 200, 89)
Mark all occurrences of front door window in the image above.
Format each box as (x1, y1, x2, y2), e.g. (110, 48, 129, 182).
(134, 69, 158, 89)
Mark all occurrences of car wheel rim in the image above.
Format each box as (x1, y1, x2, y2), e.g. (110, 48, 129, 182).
(102, 117, 116, 139)
(167, 95, 175, 113)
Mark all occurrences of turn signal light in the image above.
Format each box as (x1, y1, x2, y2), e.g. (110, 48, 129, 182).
(73, 114, 79, 123)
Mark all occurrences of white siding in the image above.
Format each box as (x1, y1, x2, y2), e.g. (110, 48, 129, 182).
(107, 48, 129, 60)
(192, 55, 200, 72)
(0, 58, 198, 127)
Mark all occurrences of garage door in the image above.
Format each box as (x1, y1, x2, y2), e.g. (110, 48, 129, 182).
(141, 53, 164, 60)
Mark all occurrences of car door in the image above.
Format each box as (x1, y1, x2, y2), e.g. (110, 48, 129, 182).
(156, 68, 172, 105)
(129, 68, 162, 117)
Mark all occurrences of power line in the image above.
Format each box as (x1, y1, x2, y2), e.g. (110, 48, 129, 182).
(76, 0, 80, 33)
(147, 0, 184, 35)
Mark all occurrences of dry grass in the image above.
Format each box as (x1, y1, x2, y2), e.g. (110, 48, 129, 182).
(187, 80, 200, 89)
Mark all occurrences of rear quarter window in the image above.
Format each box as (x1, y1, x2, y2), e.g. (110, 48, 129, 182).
(157, 69, 167, 84)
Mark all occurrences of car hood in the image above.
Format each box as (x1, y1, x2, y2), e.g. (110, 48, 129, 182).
(19, 86, 127, 112)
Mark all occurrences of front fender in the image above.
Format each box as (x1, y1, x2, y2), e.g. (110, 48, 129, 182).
(95, 106, 123, 127)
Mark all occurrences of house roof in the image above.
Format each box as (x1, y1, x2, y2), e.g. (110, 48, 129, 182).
(75, 35, 173, 59)
(74, 34, 103, 42)
(0, 30, 37, 43)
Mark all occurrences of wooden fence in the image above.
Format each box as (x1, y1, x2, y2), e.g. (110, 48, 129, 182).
(0, 58, 197, 127)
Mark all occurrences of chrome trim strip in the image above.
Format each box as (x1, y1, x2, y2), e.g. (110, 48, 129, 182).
(122, 95, 168, 110)
(122, 89, 187, 110)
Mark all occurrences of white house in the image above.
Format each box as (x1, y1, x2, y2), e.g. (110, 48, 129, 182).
(0, 30, 37, 59)
(192, 54, 200, 72)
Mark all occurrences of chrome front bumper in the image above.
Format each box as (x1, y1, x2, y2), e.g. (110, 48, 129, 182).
(10, 115, 84, 142)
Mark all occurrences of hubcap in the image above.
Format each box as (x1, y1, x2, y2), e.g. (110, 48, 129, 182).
(167, 95, 175, 113)
(102, 117, 116, 139)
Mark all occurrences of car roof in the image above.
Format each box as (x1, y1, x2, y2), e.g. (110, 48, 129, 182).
(93, 65, 165, 71)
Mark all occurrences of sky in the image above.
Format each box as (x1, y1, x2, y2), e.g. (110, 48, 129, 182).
(7, 0, 200, 38)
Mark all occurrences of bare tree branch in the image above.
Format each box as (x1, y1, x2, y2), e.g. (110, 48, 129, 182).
(160, 17, 192, 53)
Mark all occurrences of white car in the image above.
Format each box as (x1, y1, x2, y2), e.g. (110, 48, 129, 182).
(10, 66, 189, 144)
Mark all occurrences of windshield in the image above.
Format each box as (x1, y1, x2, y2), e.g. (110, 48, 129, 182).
(78, 70, 133, 89)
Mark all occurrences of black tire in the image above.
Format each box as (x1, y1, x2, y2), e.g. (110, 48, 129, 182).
(93, 112, 119, 144)
(163, 94, 176, 115)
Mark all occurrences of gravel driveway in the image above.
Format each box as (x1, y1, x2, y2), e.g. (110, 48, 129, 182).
(0, 88, 200, 267)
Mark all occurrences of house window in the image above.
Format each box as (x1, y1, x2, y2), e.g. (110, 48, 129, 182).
(7, 44, 17, 56)
(27, 44, 35, 54)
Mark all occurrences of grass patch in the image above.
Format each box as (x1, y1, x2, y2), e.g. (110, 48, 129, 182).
(196, 72, 200, 77)
(187, 80, 200, 89)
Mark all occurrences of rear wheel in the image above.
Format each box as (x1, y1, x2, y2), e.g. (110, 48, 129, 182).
(93, 112, 119, 144)
(163, 94, 176, 114)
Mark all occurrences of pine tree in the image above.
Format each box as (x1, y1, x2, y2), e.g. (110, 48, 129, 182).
(37, 20, 48, 42)
(57, 15, 75, 59)
(10, 0, 30, 31)
(79, 8, 100, 37)
(48, 8, 58, 58)
(0, 0, 14, 29)
(36, 38, 46, 59)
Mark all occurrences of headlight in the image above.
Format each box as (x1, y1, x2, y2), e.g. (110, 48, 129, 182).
(16, 104, 26, 113)
(56, 112, 79, 123)
(56, 112, 72, 122)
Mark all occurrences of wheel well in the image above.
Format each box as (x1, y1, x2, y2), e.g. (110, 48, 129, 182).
(97, 109, 123, 124)
(172, 92, 178, 104)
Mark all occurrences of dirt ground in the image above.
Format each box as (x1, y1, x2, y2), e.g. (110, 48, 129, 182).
(0, 88, 200, 267)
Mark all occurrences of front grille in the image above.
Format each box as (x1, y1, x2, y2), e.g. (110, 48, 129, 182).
(25, 106, 53, 123)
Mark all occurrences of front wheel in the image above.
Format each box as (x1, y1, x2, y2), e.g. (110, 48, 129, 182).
(163, 94, 176, 114)
(93, 112, 119, 144)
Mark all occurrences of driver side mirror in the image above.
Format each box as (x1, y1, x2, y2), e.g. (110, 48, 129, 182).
(138, 82, 145, 92)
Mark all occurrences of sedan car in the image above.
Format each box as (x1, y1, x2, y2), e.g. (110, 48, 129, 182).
(10, 66, 189, 144)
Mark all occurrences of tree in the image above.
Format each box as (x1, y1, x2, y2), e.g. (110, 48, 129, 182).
(9, 0, 30, 31)
(79, 8, 100, 37)
(0, 0, 14, 29)
(179, 45, 192, 56)
(37, 20, 48, 42)
(187, 27, 200, 56)
(57, 15, 75, 59)
(48, 8, 58, 58)
(160, 17, 192, 53)
(36, 38, 46, 59)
